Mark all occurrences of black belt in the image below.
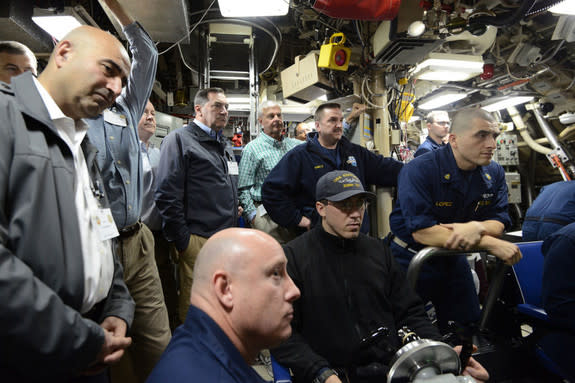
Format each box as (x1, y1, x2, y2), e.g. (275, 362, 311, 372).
(524, 216, 571, 226)
(119, 221, 142, 238)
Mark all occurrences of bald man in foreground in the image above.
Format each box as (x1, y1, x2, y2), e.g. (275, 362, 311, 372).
(147, 229, 301, 382)
(0, 26, 134, 381)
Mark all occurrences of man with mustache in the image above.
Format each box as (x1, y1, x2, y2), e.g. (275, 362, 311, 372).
(147, 228, 300, 382)
(0, 24, 134, 381)
(155, 87, 240, 323)
(262, 103, 403, 235)
(272, 171, 488, 383)
(85, 1, 170, 381)
(389, 108, 522, 333)
(238, 100, 302, 243)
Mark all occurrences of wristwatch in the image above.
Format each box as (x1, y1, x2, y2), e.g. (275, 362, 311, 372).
(313, 368, 337, 383)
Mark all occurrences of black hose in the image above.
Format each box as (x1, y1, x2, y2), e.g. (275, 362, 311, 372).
(469, 0, 537, 27)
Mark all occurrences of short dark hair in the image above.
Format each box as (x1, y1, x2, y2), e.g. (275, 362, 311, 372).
(0, 41, 37, 74)
(194, 87, 225, 107)
(451, 108, 497, 135)
(314, 102, 341, 122)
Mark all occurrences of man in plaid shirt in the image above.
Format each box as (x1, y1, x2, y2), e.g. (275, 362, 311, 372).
(238, 101, 302, 243)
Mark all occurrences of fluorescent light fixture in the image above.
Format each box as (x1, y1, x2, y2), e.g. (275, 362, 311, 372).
(549, 0, 575, 15)
(226, 96, 251, 104)
(218, 0, 289, 17)
(33, 6, 98, 41)
(411, 53, 484, 82)
(418, 90, 468, 110)
(481, 96, 534, 112)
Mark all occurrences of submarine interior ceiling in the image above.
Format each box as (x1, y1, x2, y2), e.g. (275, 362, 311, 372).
(2, 0, 575, 186)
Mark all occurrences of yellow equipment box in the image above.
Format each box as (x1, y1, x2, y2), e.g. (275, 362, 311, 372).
(318, 33, 351, 71)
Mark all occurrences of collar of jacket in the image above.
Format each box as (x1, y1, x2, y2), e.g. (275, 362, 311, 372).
(437, 144, 494, 190)
(314, 223, 359, 252)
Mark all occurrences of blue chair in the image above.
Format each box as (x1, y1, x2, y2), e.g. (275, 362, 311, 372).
(271, 354, 292, 383)
(512, 241, 569, 379)
(513, 241, 549, 321)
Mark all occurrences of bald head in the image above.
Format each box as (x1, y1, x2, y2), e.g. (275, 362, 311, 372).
(39, 26, 131, 121)
(190, 228, 300, 363)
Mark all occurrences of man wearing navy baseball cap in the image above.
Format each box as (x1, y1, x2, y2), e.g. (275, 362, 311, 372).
(271, 170, 488, 383)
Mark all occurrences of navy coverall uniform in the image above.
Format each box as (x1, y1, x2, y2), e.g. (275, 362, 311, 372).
(522, 180, 575, 241)
(414, 135, 444, 158)
(389, 144, 511, 331)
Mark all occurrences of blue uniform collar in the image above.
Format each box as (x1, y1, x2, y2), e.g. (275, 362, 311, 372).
(437, 144, 494, 189)
(425, 135, 444, 150)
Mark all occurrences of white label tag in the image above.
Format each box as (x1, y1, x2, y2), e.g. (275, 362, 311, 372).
(228, 161, 239, 175)
(93, 208, 119, 241)
(103, 109, 127, 127)
(256, 203, 267, 217)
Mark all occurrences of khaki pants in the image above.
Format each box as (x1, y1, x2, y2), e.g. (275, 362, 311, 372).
(252, 204, 296, 244)
(177, 234, 208, 323)
(111, 223, 171, 383)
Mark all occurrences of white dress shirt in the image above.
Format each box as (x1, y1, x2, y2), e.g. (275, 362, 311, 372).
(34, 78, 115, 313)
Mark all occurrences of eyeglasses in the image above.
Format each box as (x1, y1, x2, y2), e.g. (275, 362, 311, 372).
(434, 121, 450, 126)
(324, 198, 369, 213)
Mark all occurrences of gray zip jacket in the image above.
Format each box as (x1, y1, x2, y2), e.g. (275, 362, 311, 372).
(0, 73, 134, 381)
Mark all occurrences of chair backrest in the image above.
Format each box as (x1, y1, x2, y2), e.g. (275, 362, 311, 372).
(512, 241, 545, 306)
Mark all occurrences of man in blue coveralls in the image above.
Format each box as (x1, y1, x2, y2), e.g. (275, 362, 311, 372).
(389, 108, 522, 332)
(522, 180, 575, 241)
(414, 110, 451, 158)
(539, 221, 575, 381)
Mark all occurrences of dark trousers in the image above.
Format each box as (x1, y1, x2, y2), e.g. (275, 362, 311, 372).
(391, 242, 481, 333)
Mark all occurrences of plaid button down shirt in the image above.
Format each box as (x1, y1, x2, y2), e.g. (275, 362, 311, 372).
(238, 132, 302, 221)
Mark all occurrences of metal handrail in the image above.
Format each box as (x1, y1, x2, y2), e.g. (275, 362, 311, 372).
(406, 246, 508, 332)
(406, 247, 467, 290)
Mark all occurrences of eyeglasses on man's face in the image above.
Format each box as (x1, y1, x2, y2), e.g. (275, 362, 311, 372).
(433, 120, 450, 126)
(323, 197, 369, 213)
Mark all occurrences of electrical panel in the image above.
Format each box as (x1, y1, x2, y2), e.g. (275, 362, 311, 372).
(505, 172, 522, 204)
(494, 132, 519, 166)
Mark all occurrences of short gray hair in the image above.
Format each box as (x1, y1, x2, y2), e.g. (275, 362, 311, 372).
(258, 100, 281, 118)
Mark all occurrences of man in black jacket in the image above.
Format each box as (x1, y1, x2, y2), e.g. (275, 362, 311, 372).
(271, 170, 488, 383)
(155, 87, 239, 323)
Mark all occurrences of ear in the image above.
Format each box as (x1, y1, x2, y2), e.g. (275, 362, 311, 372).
(316, 201, 326, 218)
(448, 133, 456, 147)
(194, 104, 203, 117)
(213, 271, 233, 310)
(54, 41, 73, 68)
(315, 121, 321, 131)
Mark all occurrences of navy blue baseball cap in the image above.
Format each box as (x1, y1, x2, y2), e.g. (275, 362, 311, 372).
(316, 170, 376, 202)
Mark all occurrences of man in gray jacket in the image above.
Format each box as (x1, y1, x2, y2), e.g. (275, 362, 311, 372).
(155, 87, 239, 323)
(0, 26, 134, 381)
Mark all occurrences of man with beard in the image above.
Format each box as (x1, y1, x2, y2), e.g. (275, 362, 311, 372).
(156, 87, 240, 323)
(238, 100, 302, 243)
(389, 108, 522, 333)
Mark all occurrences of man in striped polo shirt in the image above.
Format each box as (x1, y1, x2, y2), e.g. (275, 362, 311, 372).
(238, 100, 303, 243)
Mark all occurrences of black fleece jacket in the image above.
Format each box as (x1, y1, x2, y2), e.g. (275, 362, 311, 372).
(272, 225, 441, 382)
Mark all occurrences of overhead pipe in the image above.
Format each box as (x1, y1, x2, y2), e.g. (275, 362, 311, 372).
(507, 106, 552, 155)
(469, 0, 537, 27)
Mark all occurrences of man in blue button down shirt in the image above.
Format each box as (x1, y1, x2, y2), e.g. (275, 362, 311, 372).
(86, 1, 170, 382)
(389, 108, 522, 332)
